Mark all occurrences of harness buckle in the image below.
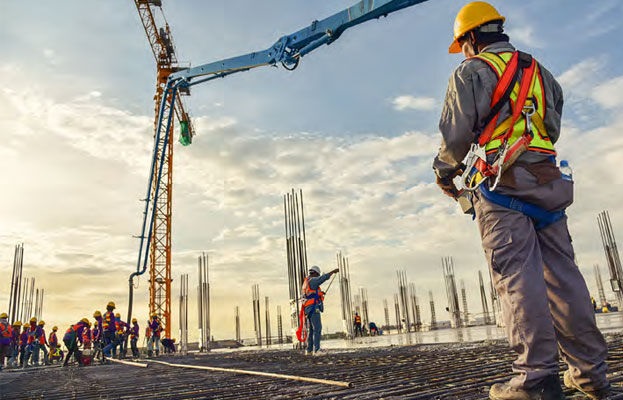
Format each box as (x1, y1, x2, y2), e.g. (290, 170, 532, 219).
(459, 143, 488, 192)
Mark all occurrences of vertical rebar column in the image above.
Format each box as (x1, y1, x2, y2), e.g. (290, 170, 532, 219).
(337, 251, 354, 338)
(429, 290, 437, 330)
(460, 279, 469, 326)
(252, 284, 262, 347)
(34, 289, 40, 321)
(265, 297, 272, 346)
(234, 306, 241, 343)
(409, 283, 421, 332)
(489, 269, 500, 326)
(598, 210, 623, 307)
(179, 273, 188, 354)
(478, 271, 492, 325)
(594, 264, 607, 308)
(360, 288, 369, 335)
(284, 189, 309, 347)
(396, 270, 412, 332)
(383, 299, 390, 334)
(443, 257, 462, 328)
(393, 293, 402, 332)
(277, 306, 283, 344)
(9, 244, 24, 324)
(198, 253, 210, 351)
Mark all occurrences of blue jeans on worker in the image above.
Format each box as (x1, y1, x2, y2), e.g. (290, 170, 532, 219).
(306, 311, 322, 353)
(102, 331, 116, 357)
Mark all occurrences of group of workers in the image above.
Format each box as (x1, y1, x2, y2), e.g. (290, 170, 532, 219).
(0, 300, 176, 370)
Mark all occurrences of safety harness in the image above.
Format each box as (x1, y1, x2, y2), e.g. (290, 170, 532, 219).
(459, 50, 564, 230)
(296, 277, 325, 343)
(461, 50, 555, 192)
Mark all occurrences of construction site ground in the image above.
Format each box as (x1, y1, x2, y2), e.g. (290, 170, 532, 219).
(2, 333, 623, 399)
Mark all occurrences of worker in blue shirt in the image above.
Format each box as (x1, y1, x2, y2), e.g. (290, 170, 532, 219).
(302, 265, 338, 356)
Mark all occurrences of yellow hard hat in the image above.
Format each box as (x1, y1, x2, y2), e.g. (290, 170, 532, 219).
(115, 313, 121, 318)
(38, 320, 45, 326)
(107, 301, 116, 309)
(0, 312, 7, 319)
(13, 321, 22, 327)
(30, 317, 37, 323)
(132, 318, 137, 323)
(150, 312, 158, 317)
(53, 326, 58, 331)
(449, 1, 505, 53)
(94, 320, 99, 326)
(93, 310, 102, 318)
(81, 318, 89, 324)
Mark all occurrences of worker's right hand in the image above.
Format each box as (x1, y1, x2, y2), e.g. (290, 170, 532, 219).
(436, 168, 463, 200)
(331, 268, 339, 274)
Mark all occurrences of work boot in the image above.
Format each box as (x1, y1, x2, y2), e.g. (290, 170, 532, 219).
(489, 375, 564, 400)
(563, 370, 612, 400)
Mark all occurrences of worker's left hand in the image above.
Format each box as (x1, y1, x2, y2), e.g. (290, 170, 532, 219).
(331, 268, 339, 274)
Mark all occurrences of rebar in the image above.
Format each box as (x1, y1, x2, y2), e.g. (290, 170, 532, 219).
(443, 257, 462, 328)
(598, 210, 623, 307)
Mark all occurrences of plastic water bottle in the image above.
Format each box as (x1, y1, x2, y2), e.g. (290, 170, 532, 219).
(560, 159, 573, 181)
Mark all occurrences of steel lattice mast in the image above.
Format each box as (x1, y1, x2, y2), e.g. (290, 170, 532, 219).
(132, 0, 193, 338)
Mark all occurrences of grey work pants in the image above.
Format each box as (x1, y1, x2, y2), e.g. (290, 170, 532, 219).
(474, 167, 608, 392)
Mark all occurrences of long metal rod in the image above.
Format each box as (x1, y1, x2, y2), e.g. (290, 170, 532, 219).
(148, 359, 353, 388)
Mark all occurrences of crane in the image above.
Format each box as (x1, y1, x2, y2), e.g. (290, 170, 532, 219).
(131, 0, 194, 339)
(127, 0, 429, 341)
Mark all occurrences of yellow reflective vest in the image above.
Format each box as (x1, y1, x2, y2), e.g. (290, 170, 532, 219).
(474, 51, 556, 156)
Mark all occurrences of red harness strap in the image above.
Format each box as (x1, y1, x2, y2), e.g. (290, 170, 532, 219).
(475, 53, 537, 178)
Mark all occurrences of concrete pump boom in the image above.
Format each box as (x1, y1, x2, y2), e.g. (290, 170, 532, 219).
(129, 0, 429, 342)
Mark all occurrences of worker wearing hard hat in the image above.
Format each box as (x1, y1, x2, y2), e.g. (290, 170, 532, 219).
(36, 320, 51, 365)
(102, 301, 117, 359)
(48, 326, 60, 364)
(129, 318, 140, 358)
(302, 265, 339, 356)
(24, 317, 39, 367)
(63, 318, 89, 367)
(8, 321, 21, 367)
(147, 313, 162, 357)
(0, 312, 13, 371)
(433, 2, 610, 399)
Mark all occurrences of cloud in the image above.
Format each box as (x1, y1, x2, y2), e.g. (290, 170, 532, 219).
(506, 26, 543, 49)
(592, 76, 623, 109)
(392, 95, 436, 111)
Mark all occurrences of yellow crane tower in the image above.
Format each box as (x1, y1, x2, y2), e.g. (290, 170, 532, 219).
(132, 0, 193, 338)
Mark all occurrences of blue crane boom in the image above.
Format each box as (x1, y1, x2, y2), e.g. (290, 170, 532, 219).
(130, 0, 429, 308)
(170, 0, 429, 86)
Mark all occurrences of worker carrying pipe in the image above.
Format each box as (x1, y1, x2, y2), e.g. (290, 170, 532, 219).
(296, 265, 338, 356)
(432, 2, 611, 399)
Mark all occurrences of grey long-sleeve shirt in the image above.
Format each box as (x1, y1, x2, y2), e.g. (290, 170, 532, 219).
(433, 41, 564, 179)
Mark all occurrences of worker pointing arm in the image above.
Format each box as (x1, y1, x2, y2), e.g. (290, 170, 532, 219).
(302, 266, 338, 356)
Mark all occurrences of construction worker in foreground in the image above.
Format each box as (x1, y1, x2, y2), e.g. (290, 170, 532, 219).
(433, 2, 610, 399)
(24, 317, 39, 367)
(302, 265, 338, 356)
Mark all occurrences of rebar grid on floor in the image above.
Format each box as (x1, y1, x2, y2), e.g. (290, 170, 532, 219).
(3, 334, 623, 399)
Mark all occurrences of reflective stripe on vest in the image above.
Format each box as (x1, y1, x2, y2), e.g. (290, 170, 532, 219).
(474, 51, 555, 156)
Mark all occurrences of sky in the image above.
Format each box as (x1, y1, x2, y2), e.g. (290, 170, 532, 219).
(1, 0, 623, 342)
